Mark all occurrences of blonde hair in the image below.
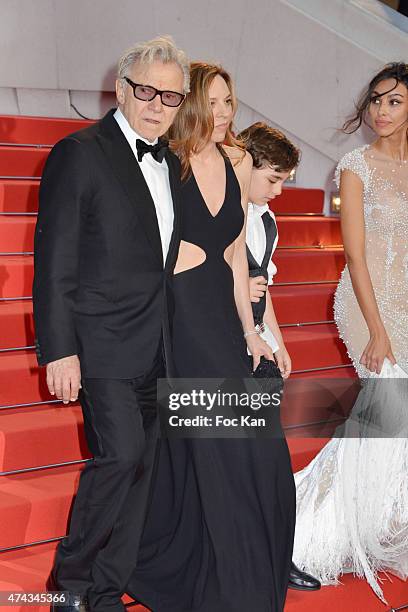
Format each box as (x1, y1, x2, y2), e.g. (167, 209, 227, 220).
(117, 35, 190, 93)
(168, 61, 244, 180)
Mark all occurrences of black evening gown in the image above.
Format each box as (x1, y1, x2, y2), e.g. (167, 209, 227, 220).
(127, 155, 296, 612)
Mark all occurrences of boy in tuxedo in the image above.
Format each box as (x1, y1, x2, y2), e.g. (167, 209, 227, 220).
(239, 122, 321, 592)
(239, 122, 300, 379)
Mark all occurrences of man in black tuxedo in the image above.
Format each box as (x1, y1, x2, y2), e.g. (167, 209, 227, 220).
(33, 36, 189, 612)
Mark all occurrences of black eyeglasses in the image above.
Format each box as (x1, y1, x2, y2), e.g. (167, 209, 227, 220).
(124, 77, 185, 107)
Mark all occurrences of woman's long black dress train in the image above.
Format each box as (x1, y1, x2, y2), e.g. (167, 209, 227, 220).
(127, 156, 296, 611)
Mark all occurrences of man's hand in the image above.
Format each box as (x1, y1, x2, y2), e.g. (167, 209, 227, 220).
(249, 276, 268, 303)
(46, 355, 81, 404)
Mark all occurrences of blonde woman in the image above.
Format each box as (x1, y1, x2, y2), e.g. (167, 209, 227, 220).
(128, 62, 296, 612)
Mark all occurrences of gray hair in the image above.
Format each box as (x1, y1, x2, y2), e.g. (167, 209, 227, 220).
(117, 35, 190, 93)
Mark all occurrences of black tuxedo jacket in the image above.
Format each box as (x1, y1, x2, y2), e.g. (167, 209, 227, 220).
(33, 109, 181, 378)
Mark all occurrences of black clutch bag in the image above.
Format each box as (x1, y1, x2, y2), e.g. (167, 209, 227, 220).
(252, 356, 284, 394)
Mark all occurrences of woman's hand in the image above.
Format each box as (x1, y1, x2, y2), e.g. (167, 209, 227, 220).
(274, 345, 292, 379)
(360, 328, 396, 374)
(246, 333, 275, 370)
(249, 276, 267, 303)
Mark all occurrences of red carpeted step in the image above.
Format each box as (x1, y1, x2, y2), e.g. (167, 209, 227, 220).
(0, 380, 356, 473)
(0, 256, 33, 297)
(287, 438, 329, 472)
(0, 404, 89, 472)
(2, 440, 405, 609)
(0, 216, 36, 253)
(282, 323, 350, 371)
(0, 147, 49, 178)
(0, 180, 39, 213)
(271, 187, 324, 214)
(292, 366, 355, 378)
(276, 216, 342, 247)
(0, 541, 405, 612)
(0, 322, 351, 406)
(270, 283, 337, 324)
(282, 375, 359, 436)
(0, 541, 59, 612)
(1, 214, 342, 254)
(0, 541, 147, 612)
(6, 216, 324, 259)
(292, 366, 356, 379)
(286, 572, 408, 611)
(0, 464, 83, 548)
(0, 351, 49, 406)
(0, 439, 332, 548)
(0, 300, 34, 348)
(274, 249, 345, 283)
(0, 283, 337, 349)
(0, 285, 338, 348)
(0, 385, 348, 472)
(5, 252, 344, 301)
(2, 440, 406, 609)
(287, 367, 357, 436)
(0, 115, 93, 146)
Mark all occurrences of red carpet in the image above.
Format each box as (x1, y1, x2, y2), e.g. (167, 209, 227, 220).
(1, 115, 406, 611)
(271, 283, 337, 324)
(277, 216, 342, 246)
(272, 187, 324, 214)
(0, 146, 49, 177)
(0, 180, 40, 213)
(0, 114, 93, 145)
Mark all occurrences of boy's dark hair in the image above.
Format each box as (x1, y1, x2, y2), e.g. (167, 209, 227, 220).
(238, 122, 300, 172)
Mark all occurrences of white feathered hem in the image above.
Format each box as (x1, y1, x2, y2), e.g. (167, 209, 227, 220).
(293, 361, 408, 604)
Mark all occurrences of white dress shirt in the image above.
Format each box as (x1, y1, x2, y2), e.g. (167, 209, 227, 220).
(245, 202, 280, 354)
(114, 108, 174, 263)
(246, 203, 278, 285)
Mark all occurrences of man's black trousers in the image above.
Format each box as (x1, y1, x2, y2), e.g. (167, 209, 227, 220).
(51, 355, 164, 612)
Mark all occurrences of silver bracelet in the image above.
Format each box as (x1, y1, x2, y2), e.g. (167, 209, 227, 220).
(243, 330, 259, 338)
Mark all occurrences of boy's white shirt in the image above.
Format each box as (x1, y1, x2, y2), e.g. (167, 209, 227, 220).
(246, 203, 278, 285)
(246, 202, 280, 354)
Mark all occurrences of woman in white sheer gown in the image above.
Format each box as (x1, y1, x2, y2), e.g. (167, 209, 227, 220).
(293, 63, 408, 603)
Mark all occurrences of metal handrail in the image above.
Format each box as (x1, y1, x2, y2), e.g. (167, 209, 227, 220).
(0, 251, 33, 255)
(0, 142, 52, 148)
(275, 212, 325, 217)
(0, 399, 61, 410)
(284, 416, 346, 431)
(276, 244, 343, 249)
(293, 364, 353, 374)
(280, 320, 335, 328)
(0, 536, 64, 554)
(0, 345, 35, 352)
(273, 280, 339, 286)
(0, 212, 37, 216)
(0, 458, 90, 478)
(0, 175, 41, 180)
(0, 296, 32, 301)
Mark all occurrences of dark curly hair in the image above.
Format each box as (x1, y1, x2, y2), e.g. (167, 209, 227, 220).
(237, 122, 300, 172)
(343, 62, 408, 133)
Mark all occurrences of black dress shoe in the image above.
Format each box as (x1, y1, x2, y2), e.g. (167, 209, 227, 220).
(49, 593, 89, 611)
(288, 562, 321, 591)
(47, 570, 89, 611)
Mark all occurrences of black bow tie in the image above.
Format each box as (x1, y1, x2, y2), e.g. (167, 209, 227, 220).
(136, 138, 168, 163)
